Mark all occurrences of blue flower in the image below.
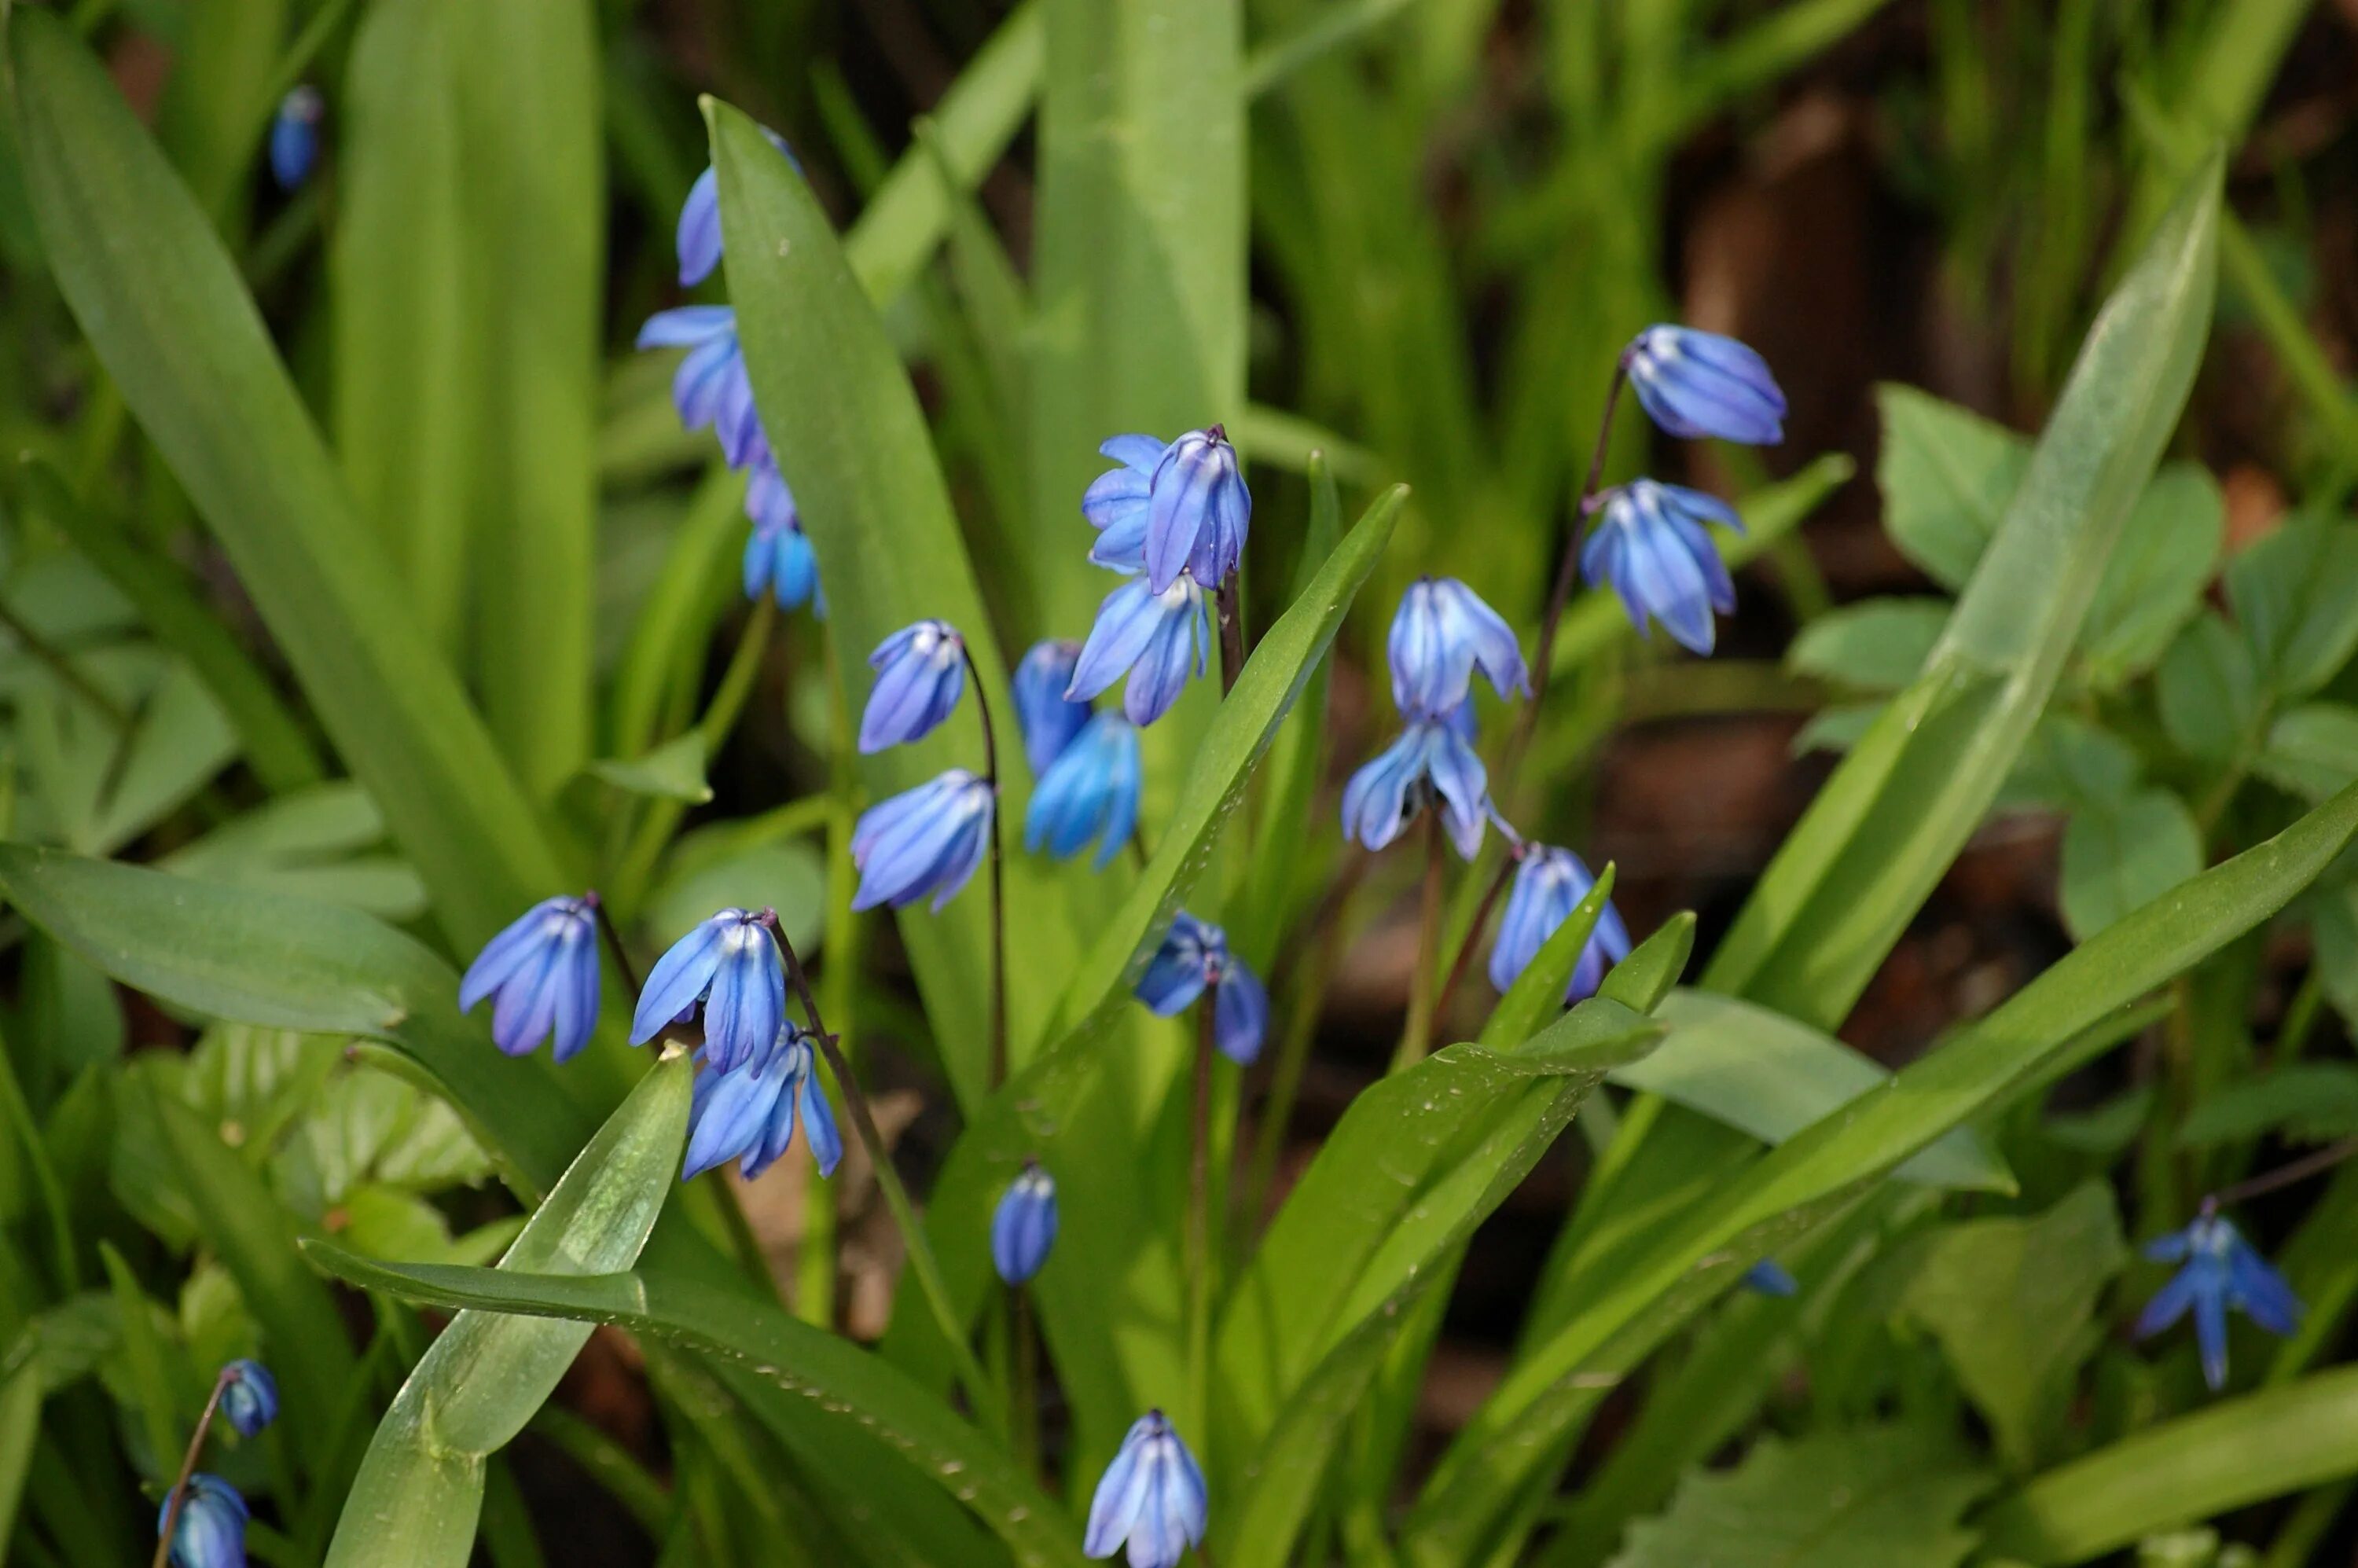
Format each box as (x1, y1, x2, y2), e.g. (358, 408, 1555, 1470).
(1389, 578, 1529, 718)
(1026, 713, 1143, 870)
(1144, 426, 1251, 593)
(1621, 325, 1786, 445)
(1488, 846, 1631, 1002)
(1067, 576, 1210, 728)
(1581, 479, 1743, 655)
(860, 620, 968, 754)
(635, 306, 766, 469)
(992, 1162, 1059, 1285)
(159, 1474, 247, 1568)
(1079, 435, 1170, 574)
(1742, 1260, 1798, 1297)
(1085, 1409, 1208, 1568)
(219, 1359, 278, 1438)
(460, 894, 602, 1063)
(1013, 640, 1092, 776)
(1134, 913, 1269, 1064)
(269, 86, 322, 192)
(2136, 1204, 2304, 1391)
(852, 771, 996, 913)
(1341, 715, 1490, 859)
(681, 1026, 843, 1182)
(676, 127, 799, 288)
(742, 457, 823, 615)
(629, 908, 784, 1074)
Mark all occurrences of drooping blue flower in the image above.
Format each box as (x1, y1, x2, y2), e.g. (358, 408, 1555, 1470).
(1340, 715, 1490, 860)
(852, 771, 996, 913)
(629, 908, 784, 1074)
(676, 127, 799, 288)
(1488, 846, 1631, 1003)
(1026, 713, 1142, 869)
(219, 1359, 278, 1438)
(1143, 425, 1251, 593)
(1388, 577, 1529, 718)
(2136, 1203, 2304, 1391)
(1743, 1260, 1799, 1297)
(992, 1162, 1059, 1286)
(681, 1026, 843, 1182)
(1085, 1409, 1208, 1568)
(269, 86, 323, 192)
(1621, 325, 1787, 445)
(1581, 479, 1744, 655)
(1133, 913, 1269, 1064)
(1013, 640, 1093, 777)
(159, 1474, 247, 1568)
(1079, 435, 1170, 573)
(460, 894, 602, 1063)
(1067, 575, 1210, 728)
(742, 456, 823, 615)
(635, 306, 766, 468)
(860, 621, 968, 753)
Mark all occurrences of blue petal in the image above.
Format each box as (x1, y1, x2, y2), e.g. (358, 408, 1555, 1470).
(678, 164, 724, 286)
(2228, 1241, 2304, 1337)
(461, 898, 569, 1012)
(2135, 1262, 2202, 1338)
(1341, 730, 1422, 852)
(2194, 1276, 2231, 1390)
(683, 1054, 784, 1180)
(1085, 1424, 1152, 1559)
(1214, 960, 1268, 1065)
(1100, 433, 1170, 472)
(550, 934, 601, 1063)
(1070, 581, 1167, 703)
(799, 1070, 843, 1177)
(700, 924, 784, 1072)
(631, 913, 737, 1044)
(636, 304, 735, 351)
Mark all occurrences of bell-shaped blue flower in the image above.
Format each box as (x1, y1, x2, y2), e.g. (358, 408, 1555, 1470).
(1085, 1409, 1209, 1568)
(1341, 715, 1490, 860)
(219, 1359, 278, 1438)
(1621, 325, 1786, 445)
(1582, 479, 1743, 655)
(1014, 640, 1092, 776)
(676, 127, 799, 288)
(635, 306, 766, 469)
(992, 1162, 1059, 1285)
(2136, 1203, 2304, 1390)
(1143, 425, 1251, 593)
(743, 457, 822, 615)
(1067, 575, 1210, 729)
(269, 86, 322, 192)
(852, 770, 995, 913)
(1134, 913, 1269, 1064)
(1488, 846, 1632, 1003)
(1389, 577, 1529, 718)
(1742, 1260, 1798, 1297)
(1080, 435, 1170, 573)
(629, 908, 784, 1074)
(681, 1026, 843, 1182)
(160, 1474, 247, 1568)
(460, 894, 602, 1063)
(860, 621, 968, 753)
(1027, 713, 1142, 869)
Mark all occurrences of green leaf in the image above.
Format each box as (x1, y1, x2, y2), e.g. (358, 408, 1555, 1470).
(1475, 865, 1614, 1051)
(2224, 516, 2358, 699)
(2156, 613, 2262, 763)
(2000, 715, 2143, 814)
(2254, 702, 2358, 801)
(1786, 598, 1949, 692)
(162, 785, 428, 924)
(2060, 788, 2204, 942)
(2078, 465, 2224, 688)
(2175, 1063, 2358, 1148)
(1876, 385, 2026, 592)
(1596, 914, 1697, 1016)
(589, 733, 712, 805)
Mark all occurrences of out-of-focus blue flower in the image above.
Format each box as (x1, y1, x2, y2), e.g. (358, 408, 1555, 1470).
(860, 621, 968, 753)
(742, 457, 822, 615)
(1143, 426, 1251, 593)
(992, 1162, 1059, 1285)
(1488, 846, 1631, 1003)
(2137, 1204, 2304, 1391)
(1621, 325, 1786, 445)
(1133, 913, 1269, 1064)
(681, 1026, 842, 1182)
(635, 307, 766, 468)
(219, 1360, 277, 1438)
(460, 894, 602, 1063)
(1013, 640, 1092, 776)
(630, 908, 784, 1074)
(1081, 435, 1170, 573)
(1085, 1409, 1208, 1568)
(160, 1474, 247, 1568)
(1581, 479, 1743, 656)
(269, 86, 322, 192)
(1341, 717, 1490, 859)
(1389, 578, 1528, 718)
(852, 771, 995, 913)
(1743, 1260, 1798, 1297)
(1067, 576, 1209, 728)
(676, 127, 798, 288)
(1026, 713, 1141, 869)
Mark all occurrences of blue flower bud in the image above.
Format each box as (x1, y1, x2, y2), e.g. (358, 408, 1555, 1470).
(1581, 479, 1744, 655)
(1026, 713, 1142, 870)
(1621, 325, 1786, 445)
(636, 307, 766, 470)
(159, 1474, 247, 1568)
(1085, 1409, 1208, 1568)
(630, 908, 784, 1074)
(1340, 717, 1490, 859)
(742, 456, 822, 615)
(219, 1359, 278, 1438)
(1013, 640, 1092, 776)
(1742, 1259, 1798, 1297)
(269, 86, 322, 193)
(860, 621, 968, 753)
(677, 127, 799, 288)
(1133, 913, 1269, 1064)
(682, 1026, 842, 1182)
(460, 894, 602, 1063)
(852, 771, 996, 913)
(1067, 576, 1210, 729)
(2136, 1203, 2304, 1391)
(992, 1162, 1059, 1285)
(1488, 846, 1630, 1002)
(1388, 578, 1528, 719)
(1142, 426, 1250, 594)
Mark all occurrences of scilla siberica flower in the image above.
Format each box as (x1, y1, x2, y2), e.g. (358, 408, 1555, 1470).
(2136, 1201, 2303, 1390)
(1134, 912, 1269, 1065)
(1086, 426, 1248, 595)
(1489, 846, 1631, 1003)
(1582, 479, 1744, 656)
(852, 771, 995, 912)
(1621, 325, 1787, 445)
(743, 454, 822, 615)
(635, 306, 766, 470)
(1341, 709, 1489, 860)
(682, 1026, 843, 1182)
(269, 86, 323, 192)
(861, 621, 968, 753)
(1013, 640, 1092, 777)
(1067, 575, 1210, 728)
(675, 126, 798, 288)
(160, 1474, 247, 1568)
(1027, 713, 1142, 870)
(1389, 577, 1530, 718)
(1085, 1409, 1208, 1568)
(630, 909, 784, 1074)
(219, 1359, 278, 1438)
(461, 894, 601, 1062)
(1743, 1260, 1798, 1297)
(992, 1162, 1059, 1285)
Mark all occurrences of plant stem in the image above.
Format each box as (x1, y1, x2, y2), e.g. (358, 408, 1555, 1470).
(959, 643, 1010, 1091)
(1011, 1285, 1039, 1478)
(585, 891, 641, 996)
(2212, 1137, 2358, 1209)
(1215, 572, 1246, 697)
(1393, 817, 1449, 1070)
(1188, 986, 1219, 1438)
(152, 1364, 234, 1568)
(1431, 849, 1518, 1028)
(1241, 866, 1361, 1240)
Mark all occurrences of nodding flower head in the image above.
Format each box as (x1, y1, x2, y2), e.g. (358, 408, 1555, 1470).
(460, 894, 602, 1063)
(852, 770, 996, 913)
(1142, 426, 1251, 593)
(1081, 435, 1172, 575)
(1013, 639, 1093, 777)
(991, 1162, 1060, 1285)
(1027, 712, 1142, 871)
(1085, 1409, 1208, 1568)
(1388, 578, 1529, 719)
(1743, 1260, 1799, 1297)
(1066, 575, 1210, 729)
(160, 1474, 248, 1568)
(2137, 1203, 2304, 1391)
(629, 908, 784, 1074)
(682, 1025, 842, 1183)
(1133, 912, 1269, 1064)
(860, 620, 968, 753)
(219, 1359, 279, 1438)
(1489, 846, 1631, 1003)
(742, 454, 822, 615)
(1340, 711, 1490, 860)
(676, 125, 799, 288)
(1621, 325, 1787, 445)
(1582, 479, 1744, 656)
(636, 306, 766, 469)
(269, 86, 323, 192)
